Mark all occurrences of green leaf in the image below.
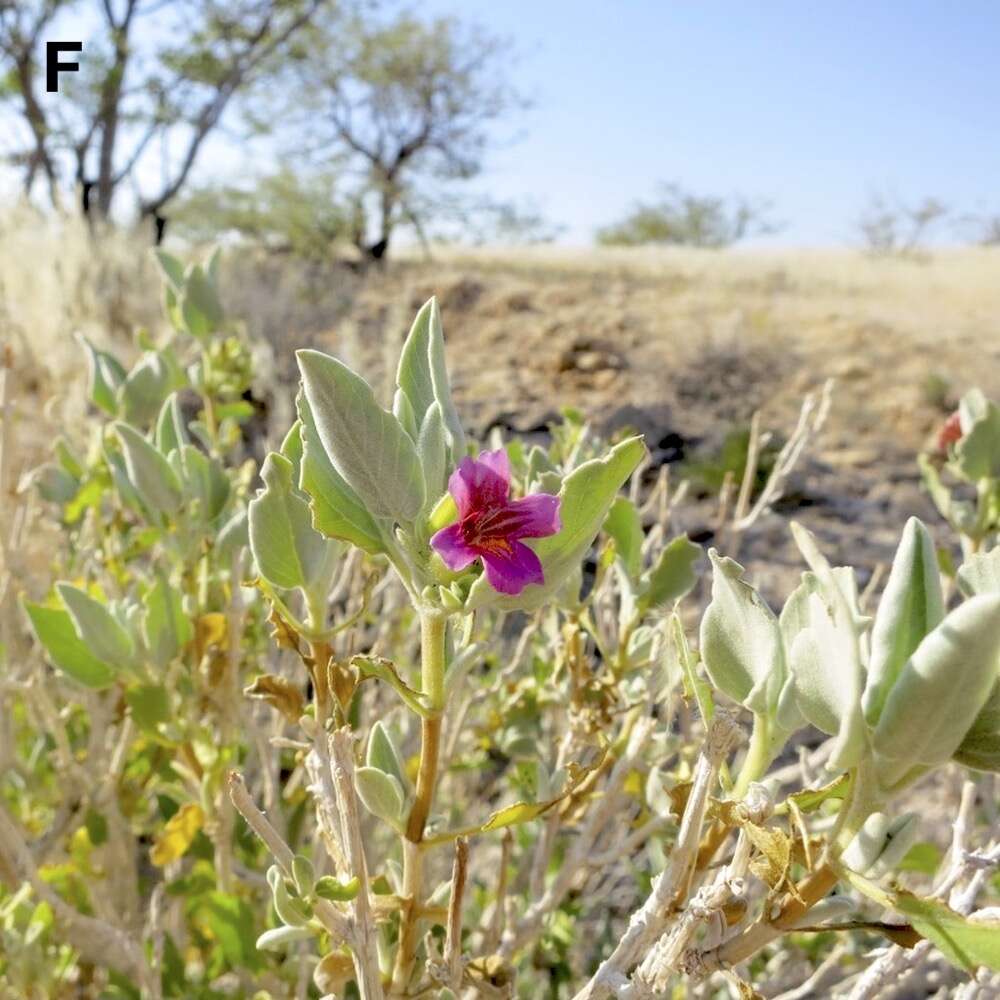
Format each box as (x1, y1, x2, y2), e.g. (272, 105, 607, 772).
(352, 654, 433, 717)
(126, 683, 171, 732)
(297, 349, 424, 523)
(291, 855, 315, 897)
(466, 436, 646, 612)
(873, 594, 1000, 789)
(256, 926, 313, 952)
(480, 799, 555, 832)
(177, 445, 230, 523)
(143, 577, 192, 667)
(154, 249, 185, 290)
(958, 548, 1000, 597)
(424, 756, 604, 845)
(367, 721, 407, 792)
(249, 453, 335, 594)
(840, 868, 1000, 973)
(789, 592, 866, 771)
(215, 400, 254, 422)
(953, 682, 1000, 773)
(181, 265, 224, 339)
(864, 518, 945, 725)
(120, 352, 174, 427)
(297, 394, 384, 554)
(604, 497, 643, 579)
(417, 400, 448, 503)
(34, 464, 78, 504)
(314, 875, 360, 902)
(392, 387, 418, 440)
(155, 393, 189, 456)
(700, 550, 785, 716)
(114, 423, 183, 516)
(355, 767, 405, 829)
(23, 601, 116, 689)
(779, 571, 822, 651)
(268, 870, 312, 927)
(84, 808, 109, 846)
(959, 388, 990, 430)
(785, 773, 850, 813)
(638, 534, 701, 613)
(56, 583, 134, 667)
(395, 298, 466, 461)
(279, 420, 304, 480)
(81, 339, 126, 415)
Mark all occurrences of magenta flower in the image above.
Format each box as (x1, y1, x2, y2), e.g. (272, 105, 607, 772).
(431, 449, 561, 596)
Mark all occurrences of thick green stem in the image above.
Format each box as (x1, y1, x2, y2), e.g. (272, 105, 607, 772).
(732, 713, 773, 800)
(391, 610, 447, 995)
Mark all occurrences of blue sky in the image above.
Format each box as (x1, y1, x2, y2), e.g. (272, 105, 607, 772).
(415, 0, 1000, 244)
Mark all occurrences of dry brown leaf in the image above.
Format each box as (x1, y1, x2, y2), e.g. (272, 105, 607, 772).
(244, 674, 305, 723)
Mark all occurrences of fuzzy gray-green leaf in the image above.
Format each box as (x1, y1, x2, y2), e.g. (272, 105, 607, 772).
(355, 766, 405, 829)
(957, 548, 1000, 597)
(24, 600, 117, 689)
(873, 594, 1000, 788)
(863, 517, 945, 725)
(296, 393, 384, 553)
(115, 423, 183, 516)
(298, 349, 424, 523)
(700, 550, 784, 716)
(56, 583, 134, 668)
(396, 298, 465, 461)
(249, 452, 335, 594)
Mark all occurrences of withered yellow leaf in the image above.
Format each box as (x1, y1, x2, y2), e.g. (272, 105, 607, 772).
(150, 803, 204, 866)
(194, 613, 228, 662)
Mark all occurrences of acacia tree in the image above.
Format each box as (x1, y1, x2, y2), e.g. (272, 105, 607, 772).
(0, 0, 69, 204)
(276, 10, 522, 260)
(0, 0, 329, 233)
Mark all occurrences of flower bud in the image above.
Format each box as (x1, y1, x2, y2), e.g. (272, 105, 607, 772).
(936, 410, 963, 453)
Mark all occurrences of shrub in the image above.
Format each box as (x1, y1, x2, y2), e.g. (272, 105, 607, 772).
(2, 255, 999, 999)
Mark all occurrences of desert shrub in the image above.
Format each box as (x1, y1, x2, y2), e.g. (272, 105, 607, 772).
(1, 254, 999, 1000)
(170, 169, 358, 263)
(856, 193, 949, 257)
(596, 183, 779, 248)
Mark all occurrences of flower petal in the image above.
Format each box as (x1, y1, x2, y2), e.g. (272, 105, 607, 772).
(503, 493, 561, 539)
(477, 448, 511, 484)
(430, 523, 478, 572)
(448, 453, 509, 517)
(481, 539, 544, 596)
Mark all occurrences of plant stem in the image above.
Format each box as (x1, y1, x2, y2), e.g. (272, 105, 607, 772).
(732, 712, 772, 800)
(391, 609, 447, 995)
(704, 759, 880, 972)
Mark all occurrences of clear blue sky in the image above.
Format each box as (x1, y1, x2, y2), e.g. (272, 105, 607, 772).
(416, 0, 1000, 244)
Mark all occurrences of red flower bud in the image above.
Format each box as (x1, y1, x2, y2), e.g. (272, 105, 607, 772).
(936, 410, 963, 453)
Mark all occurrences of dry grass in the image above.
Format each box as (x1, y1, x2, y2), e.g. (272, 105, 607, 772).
(0, 204, 162, 471)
